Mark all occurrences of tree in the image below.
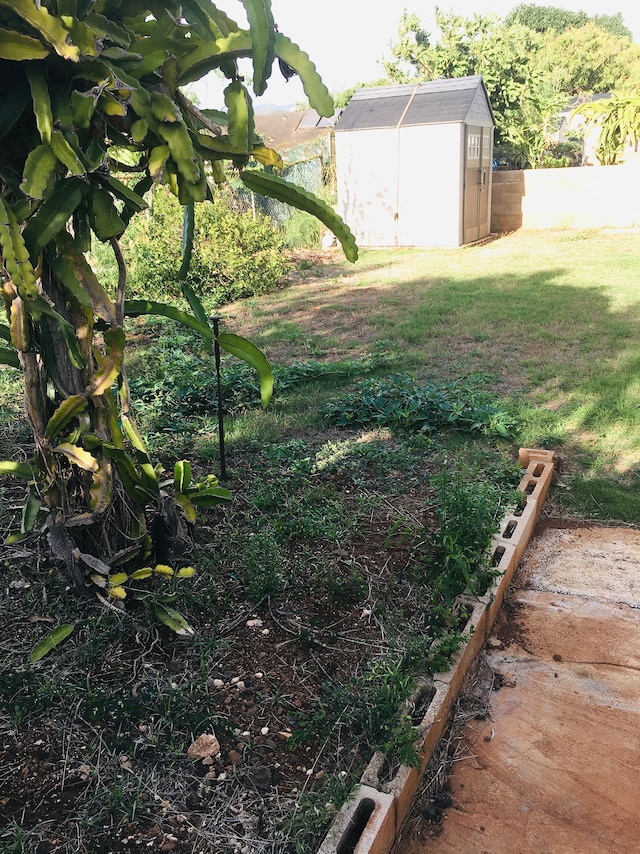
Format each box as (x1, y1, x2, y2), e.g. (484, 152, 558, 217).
(592, 14, 633, 41)
(533, 22, 640, 95)
(506, 5, 632, 40)
(0, 1, 357, 606)
(506, 4, 588, 33)
(573, 93, 640, 164)
(384, 9, 554, 166)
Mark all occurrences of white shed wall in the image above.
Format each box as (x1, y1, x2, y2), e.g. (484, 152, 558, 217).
(335, 128, 398, 246)
(397, 123, 464, 246)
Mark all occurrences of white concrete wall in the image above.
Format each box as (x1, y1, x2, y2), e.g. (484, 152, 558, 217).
(491, 162, 640, 231)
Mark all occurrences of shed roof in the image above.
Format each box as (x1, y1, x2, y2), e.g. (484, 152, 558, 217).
(255, 109, 337, 150)
(334, 75, 494, 132)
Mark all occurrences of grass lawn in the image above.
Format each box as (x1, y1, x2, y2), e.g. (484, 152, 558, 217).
(1, 228, 639, 853)
(225, 228, 640, 519)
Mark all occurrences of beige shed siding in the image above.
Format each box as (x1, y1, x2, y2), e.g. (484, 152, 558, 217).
(335, 128, 398, 246)
(397, 123, 463, 247)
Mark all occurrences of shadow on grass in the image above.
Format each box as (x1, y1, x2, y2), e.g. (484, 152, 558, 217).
(234, 257, 640, 512)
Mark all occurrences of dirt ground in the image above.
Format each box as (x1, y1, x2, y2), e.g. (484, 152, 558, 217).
(394, 523, 640, 854)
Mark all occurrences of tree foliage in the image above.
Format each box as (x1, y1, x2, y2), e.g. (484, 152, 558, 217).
(505, 4, 588, 33)
(382, 5, 639, 168)
(506, 5, 632, 40)
(0, 1, 357, 604)
(534, 22, 640, 95)
(574, 93, 640, 164)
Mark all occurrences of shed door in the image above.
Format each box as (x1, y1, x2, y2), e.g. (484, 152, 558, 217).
(463, 126, 492, 244)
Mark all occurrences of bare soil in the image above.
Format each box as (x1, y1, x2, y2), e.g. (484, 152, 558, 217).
(0, 420, 446, 853)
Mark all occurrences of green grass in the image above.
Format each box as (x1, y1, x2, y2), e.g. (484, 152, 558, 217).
(223, 230, 640, 522)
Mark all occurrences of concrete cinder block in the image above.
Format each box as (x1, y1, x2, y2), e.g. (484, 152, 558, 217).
(317, 785, 396, 854)
(319, 449, 557, 854)
(379, 763, 420, 832)
(495, 497, 539, 565)
(485, 541, 518, 625)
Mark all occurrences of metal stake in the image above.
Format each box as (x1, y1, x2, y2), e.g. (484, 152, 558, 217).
(211, 315, 226, 480)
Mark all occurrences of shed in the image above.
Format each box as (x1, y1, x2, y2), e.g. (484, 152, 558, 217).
(334, 75, 495, 247)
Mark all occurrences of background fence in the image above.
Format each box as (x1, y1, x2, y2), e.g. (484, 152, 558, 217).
(233, 137, 333, 224)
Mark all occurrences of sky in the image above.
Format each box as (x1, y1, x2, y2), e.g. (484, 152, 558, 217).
(194, 1, 640, 109)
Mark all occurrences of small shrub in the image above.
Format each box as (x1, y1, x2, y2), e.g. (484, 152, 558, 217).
(93, 184, 288, 306)
(282, 210, 325, 249)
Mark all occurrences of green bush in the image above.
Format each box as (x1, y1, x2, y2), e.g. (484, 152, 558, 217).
(282, 210, 325, 249)
(93, 184, 288, 306)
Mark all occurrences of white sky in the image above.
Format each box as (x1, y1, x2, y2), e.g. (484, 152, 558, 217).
(194, 1, 640, 109)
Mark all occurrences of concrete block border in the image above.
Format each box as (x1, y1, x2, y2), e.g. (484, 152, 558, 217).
(318, 448, 556, 854)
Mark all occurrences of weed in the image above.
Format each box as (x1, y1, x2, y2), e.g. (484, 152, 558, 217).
(325, 562, 368, 606)
(324, 373, 515, 437)
(283, 772, 358, 854)
(271, 486, 350, 542)
(423, 464, 519, 603)
(293, 656, 421, 767)
(242, 527, 284, 598)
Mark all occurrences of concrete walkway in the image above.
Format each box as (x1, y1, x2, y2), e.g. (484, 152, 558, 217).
(394, 524, 640, 854)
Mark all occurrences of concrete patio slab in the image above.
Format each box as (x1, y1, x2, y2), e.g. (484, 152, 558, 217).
(393, 525, 640, 854)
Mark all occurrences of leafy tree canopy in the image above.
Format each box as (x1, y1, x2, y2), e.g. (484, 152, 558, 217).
(535, 22, 640, 95)
(505, 4, 587, 33)
(506, 5, 632, 40)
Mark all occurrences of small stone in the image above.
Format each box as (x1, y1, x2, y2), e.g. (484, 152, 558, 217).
(315, 770, 325, 780)
(231, 676, 240, 684)
(254, 672, 264, 679)
(187, 733, 220, 761)
(244, 765, 272, 792)
(487, 636, 502, 648)
(119, 754, 133, 771)
(213, 679, 224, 688)
(246, 618, 264, 628)
(261, 629, 270, 636)
(260, 726, 269, 736)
